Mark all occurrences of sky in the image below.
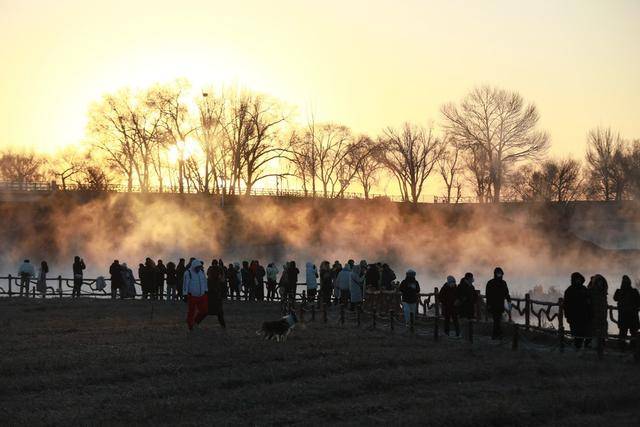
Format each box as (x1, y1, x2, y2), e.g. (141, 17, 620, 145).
(1, 0, 639, 158)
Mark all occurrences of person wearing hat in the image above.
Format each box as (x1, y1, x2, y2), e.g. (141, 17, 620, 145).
(184, 259, 209, 330)
(485, 267, 511, 339)
(439, 275, 460, 337)
(399, 269, 421, 326)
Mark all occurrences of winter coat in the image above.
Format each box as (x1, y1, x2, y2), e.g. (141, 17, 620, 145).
(365, 266, 380, 289)
(72, 260, 86, 277)
(335, 268, 351, 291)
(109, 262, 124, 290)
(381, 267, 396, 290)
(306, 262, 318, 290)
(266, 265, 279, 282)
(37, 268, 47, 293)
(399, 278, 420, 304)
(439, 282, 457, 313)
(614, 287, 640, 330)
(563, 282, 590, 326)
(184, 260, 208, 297)
(18, 262, 35, 278)
(350, 266, 364, 303)
(456, 278, 476, 319)
(588, 275, 608, 338)
(485, 278, 511, 314)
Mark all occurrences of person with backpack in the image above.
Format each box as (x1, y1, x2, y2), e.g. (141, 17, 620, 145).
(485, 267, 511, 339)
(399, 269, 421, 326)
(613, 275, 640, 349)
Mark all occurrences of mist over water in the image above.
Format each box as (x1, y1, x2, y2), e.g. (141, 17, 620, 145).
(1, 193, 638, 296)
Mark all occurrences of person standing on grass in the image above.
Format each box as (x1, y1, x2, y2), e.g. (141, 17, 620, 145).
(109, 260, 124, 299)
(319, 261, 333, 306)
(37, 261, 49, 296)
(176, 258, 186, 300)
(18, 259, 35, 296)
(587, 274, 608, 348)
(399, 270, 420, 326)
(207, 259, 226, 328)
(165, 261, 177, 301)
(287, 261, 300, 300)
(266, 263, 279, 301)
(439, 275, 459, 337)
(156, 260, 167, 300)
(350, 264, 364, 311)
(184, 259, 209, 330)
(485, 267, 511, 340)
(335, 263, 352, 306)
(306, 262, 318, 303)
(456, 272, 476, 320)
(613, 275, 640, 349)
(255, 261, 266, 301)
(72, 256, 86, 298)
(121, 263, 136, 298)
(563, 272, 590, 349)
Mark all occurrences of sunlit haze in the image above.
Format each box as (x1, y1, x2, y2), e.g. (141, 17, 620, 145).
(1, 0, 639, 156)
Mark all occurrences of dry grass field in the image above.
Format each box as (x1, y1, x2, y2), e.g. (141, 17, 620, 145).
(1, 298, 639, 426)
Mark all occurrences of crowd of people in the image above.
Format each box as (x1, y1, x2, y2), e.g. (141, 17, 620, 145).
(13, 257, 640, 346)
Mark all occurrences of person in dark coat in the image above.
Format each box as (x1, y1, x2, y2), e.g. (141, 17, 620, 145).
(439, 275, 459, 337)
(141, 258, 157, 300)
(227, 263, 240, 300)
(138, 263, 147, 298)
(72, 256, 86, 298)
(399, 270, 420, 325)
(156, 260, 167, 300)
(381, 264, 396, 291)
(241, 261, 252, 301)
(613, 275, 640, 348)
(365, 263, 380, 289)
(206, 260, 226, 327)
(165, 261, 177, 301)
(218, 259, 228, 299)
(255, 261, 266, 301)
(176, 258, 186, 300)
(456, 272, 476, 319)
(287, 261, 300, 299)
(563, 272, 590, 349)
(319, 261, 333, 306)
(109, 260, 124, 299)
(587, 274, 608, 347)
(485, 267, 511, 339)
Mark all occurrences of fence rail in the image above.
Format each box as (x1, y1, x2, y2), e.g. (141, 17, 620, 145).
(1, 275, 633, 344)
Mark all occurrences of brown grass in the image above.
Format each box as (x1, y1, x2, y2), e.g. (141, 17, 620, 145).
(0, 298, 639, 426)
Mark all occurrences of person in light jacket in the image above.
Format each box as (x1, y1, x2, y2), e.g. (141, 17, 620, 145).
(266, 263, 279, 301)
(305, 262, 318, 303)
(184, 260, 209, 330)
(350, 265, 364, 311)
(335, 264, 352, 306)
(18, 259, 36, 297)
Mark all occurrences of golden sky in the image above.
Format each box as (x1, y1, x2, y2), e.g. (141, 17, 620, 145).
(1, 0, 639, 156)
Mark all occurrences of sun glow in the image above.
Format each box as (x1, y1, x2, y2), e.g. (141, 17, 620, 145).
(167, 138, 203, 164)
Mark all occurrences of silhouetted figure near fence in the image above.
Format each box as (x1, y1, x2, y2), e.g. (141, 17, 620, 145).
(176, 258, 186, 300)
(255, 260, 266, 301)
(166, 261, 177, 301)
(331, 261, 342, 303)
(485, 267, 511, 339)
(185, 260, 208, 330)
(365, 262, 381, 289)
(227, 263, 240, 300)
(277, 263, 288, 300)
(266, 263, 279, 301)
(287, 261, 299, 300)
(587, 274, 608, 348)
(319, 261, 333, 305)
(350, 264, 364, 311)
(207, 260, 226, 328)
(37, 261, 49, 296)
(121, 263, 136, 298)
(399, 270, 420, 326)
(18, 259, 35, 296)
(141, 258, 156, 300)
(156, 260, 167, 300)
(613, 275, 640, 349)
(109, 260, 124, 299)
(241, 261, 251, 301)
(306, 262, 318, 303)
(335, 264, 351, 306)
(380, 263, 396, 291)
(218, 259, 228, 299)
(563, 272, 590, 349)
(439, 275, 459, 337)
(456, 272, 476, 319)
(72, 256, 86, 298)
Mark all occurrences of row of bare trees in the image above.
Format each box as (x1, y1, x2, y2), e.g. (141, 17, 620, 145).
(1, 82, 637, 203)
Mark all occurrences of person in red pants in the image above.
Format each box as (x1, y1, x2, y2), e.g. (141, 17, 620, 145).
(184, 259, 209, 330)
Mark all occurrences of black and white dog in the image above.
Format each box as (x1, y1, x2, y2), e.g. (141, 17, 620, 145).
(256, 312, 298, 342)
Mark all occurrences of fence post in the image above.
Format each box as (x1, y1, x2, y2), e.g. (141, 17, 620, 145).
(524, 294, 531, 331)
(58, 275, 63, 299)
(433, 287, 439, 342)
(340, 304, 345, 325)
(8, 274, 12, 297)
(558, 297, 565, 353)
(390, 310, 395, 332)
(468, 319, 474, 344)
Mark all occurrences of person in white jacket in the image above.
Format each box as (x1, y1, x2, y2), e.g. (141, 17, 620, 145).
(334, 264, 352, 306)
(18, 259, 36, 297)
(184, 259, 209, 330)
(305, 262, 318, 303)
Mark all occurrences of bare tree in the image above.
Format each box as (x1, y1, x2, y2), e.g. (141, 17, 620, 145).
(0, 151, 48, 184)
(507, 159, 583, 202)
(49, 147, 88, 190)
(442, 86, 550, 202)
(352, 135, 383, 199)
(379, 123, 444, 204)
(585, 127, 626, 201)
(438, 136, 463, 203)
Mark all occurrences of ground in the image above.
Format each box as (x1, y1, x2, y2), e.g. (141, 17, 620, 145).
(1, 298, 639, 426)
